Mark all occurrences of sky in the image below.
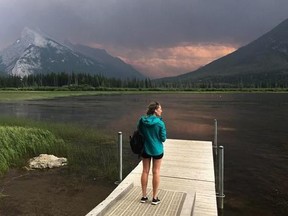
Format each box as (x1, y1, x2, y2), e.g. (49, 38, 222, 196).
(0, 0, 288, 78)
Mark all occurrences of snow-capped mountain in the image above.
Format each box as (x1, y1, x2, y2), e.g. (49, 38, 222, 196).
(0, 28, 144, 79)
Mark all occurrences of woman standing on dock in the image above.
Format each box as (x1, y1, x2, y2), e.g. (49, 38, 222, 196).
(138, 101, 167, 205)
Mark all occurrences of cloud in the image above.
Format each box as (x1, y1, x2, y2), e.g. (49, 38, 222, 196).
(1, 0, 288, 49)
(0, 0, 288, 77)
(96, 43, 237, 78)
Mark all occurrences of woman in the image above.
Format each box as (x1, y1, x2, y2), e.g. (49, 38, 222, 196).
(138, 101, 167, 205)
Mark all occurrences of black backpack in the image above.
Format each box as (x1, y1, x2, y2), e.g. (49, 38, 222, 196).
(129, 120, 145, 155)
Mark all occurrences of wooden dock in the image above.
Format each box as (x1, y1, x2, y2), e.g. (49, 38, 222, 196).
(86, 139, 218, 216)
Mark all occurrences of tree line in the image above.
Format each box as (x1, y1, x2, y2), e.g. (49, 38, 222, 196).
(0, 71, 288, 90)
(0, 72, 153, 89)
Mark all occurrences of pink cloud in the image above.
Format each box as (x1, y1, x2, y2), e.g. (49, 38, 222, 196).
(88, 43, 237, 78)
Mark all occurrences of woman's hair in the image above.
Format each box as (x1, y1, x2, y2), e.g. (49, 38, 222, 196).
(146, 101, 160, 115)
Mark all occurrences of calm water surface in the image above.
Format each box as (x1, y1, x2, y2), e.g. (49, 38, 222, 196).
(0, 93, 287, 216)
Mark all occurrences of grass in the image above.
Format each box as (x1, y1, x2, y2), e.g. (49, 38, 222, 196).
(0, 126, 67, 174)
(0, 192, 8, 198)
(0, 116, 120, 180)
(0, 90, 124, 101)
(0, 90, 185, 101)
(0, 89, 287, 102)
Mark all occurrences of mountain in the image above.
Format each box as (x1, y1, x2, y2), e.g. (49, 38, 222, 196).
(64, 41, 144, 79)
(0, 28, 145, 79)
(161, 18, 288, 86)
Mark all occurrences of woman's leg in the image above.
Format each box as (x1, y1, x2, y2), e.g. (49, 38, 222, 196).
(141, 158, 151, 197)
(152, 158, 162, 199)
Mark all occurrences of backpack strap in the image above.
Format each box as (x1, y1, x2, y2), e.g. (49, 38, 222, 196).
(137, 118, 143, 130)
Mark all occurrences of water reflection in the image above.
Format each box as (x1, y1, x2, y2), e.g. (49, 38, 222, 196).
(0, 93, 287, 140)
(0, 93, 288, 215)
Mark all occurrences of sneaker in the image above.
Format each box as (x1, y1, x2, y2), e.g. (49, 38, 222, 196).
(151, 197, 160, 205)
(140, 196, 148, 203)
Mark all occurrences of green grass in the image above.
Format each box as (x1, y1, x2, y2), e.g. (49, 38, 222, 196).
(0, 126, 67, 174)
(0, 90, 186, 101)
(0, 90, 124, 101)
(0, 89, 287, 102)
(0, 116, 120, 180)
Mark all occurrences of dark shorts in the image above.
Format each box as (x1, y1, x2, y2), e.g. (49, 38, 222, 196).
(142, 151, 164, 160)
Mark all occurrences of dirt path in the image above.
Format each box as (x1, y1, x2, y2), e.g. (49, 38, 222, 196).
(0, 168, 116, 216)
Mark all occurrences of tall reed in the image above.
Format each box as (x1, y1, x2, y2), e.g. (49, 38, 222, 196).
(0, 116, 119, 180)
(0, 126, 67, 175)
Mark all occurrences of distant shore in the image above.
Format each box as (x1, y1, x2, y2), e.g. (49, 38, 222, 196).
(0, 88, 287, 101)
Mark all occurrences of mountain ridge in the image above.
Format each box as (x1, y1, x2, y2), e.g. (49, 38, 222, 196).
(159, 18, 288, 86)
(0, 28, 145, 79)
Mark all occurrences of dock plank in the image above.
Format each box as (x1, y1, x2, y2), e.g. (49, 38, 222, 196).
(86, 139, 217, 216)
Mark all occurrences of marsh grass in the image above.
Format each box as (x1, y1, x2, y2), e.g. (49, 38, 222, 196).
(0, 116, 118, 180)
(0, 90, 125, 101)
(0, 192, 8, 198)
(0, 89, 287, 103)
(0, 126, 67, 174)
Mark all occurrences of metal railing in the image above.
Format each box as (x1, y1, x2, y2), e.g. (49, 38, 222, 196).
(213, 119, 225, 210)
(213, 119, 218, 156)
(115, 131, 123, 185)
(116, 122, 225, 210)
(217, 146, 225, 210)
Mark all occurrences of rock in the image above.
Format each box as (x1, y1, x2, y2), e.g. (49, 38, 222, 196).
(28, 154, 67, 169)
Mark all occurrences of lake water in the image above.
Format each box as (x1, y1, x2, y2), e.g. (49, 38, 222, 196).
(0, 93, 287, 215)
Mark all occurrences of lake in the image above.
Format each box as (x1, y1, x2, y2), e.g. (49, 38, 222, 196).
(0, 93, 287, 215)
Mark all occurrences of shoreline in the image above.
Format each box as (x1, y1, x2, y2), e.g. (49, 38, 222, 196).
(0, 168, 116, 216)
(0, 89, 287, 101)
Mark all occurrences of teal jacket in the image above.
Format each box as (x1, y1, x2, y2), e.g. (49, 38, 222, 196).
(138, 115, 167, 156)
